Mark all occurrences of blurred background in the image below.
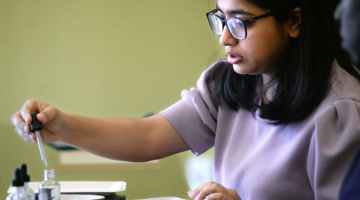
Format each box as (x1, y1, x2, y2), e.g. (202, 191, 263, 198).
(0, 0, 224, 199)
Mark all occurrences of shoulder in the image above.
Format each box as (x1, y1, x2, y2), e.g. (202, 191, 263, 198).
(330, 60, 360, 102)
(312, 61, 360, 119)
(306, 97, 360, 200)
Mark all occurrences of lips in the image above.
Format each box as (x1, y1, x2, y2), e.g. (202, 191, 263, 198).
(226, 52, 243, 64)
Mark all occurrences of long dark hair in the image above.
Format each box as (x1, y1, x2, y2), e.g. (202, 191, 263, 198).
(206, 0, 360, 125)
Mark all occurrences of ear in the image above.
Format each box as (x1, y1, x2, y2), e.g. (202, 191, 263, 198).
(288, 7, 301, 38)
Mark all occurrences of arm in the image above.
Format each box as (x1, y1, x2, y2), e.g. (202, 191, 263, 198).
(307, 99, 360, 200)
(62, 114, 190, 162)
(12, 100, 189, 162)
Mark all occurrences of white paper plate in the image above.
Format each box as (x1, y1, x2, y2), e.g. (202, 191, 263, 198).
(61, 195, 105, 200)
(8, 181, 126, 194)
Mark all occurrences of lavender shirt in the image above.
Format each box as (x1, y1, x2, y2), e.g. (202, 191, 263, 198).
(160, 58, 360, 200)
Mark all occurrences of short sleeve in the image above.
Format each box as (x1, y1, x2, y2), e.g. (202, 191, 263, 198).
(160, 59, 227, 155)
(307, 99, 360, 200)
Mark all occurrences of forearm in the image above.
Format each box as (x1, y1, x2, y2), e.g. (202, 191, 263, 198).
(59, 113, 189, 162)
(60, 113, 157, 162)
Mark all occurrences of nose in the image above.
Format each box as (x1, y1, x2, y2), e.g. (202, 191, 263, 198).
(334, 1, 343, 21)
(219, 25, 238, 47)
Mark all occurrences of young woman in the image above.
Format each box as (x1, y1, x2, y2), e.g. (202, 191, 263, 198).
(12, 0, 360, 199)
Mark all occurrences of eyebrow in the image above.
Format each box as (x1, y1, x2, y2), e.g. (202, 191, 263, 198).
(216, 4, 254, 16)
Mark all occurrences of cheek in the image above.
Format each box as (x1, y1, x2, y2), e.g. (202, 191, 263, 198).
(242, 27, 286, 69)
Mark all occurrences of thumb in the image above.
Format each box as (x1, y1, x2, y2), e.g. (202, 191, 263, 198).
(36, 106, 58, 124)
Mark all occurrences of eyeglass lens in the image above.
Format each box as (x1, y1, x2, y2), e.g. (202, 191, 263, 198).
(207, 13, 246, 40)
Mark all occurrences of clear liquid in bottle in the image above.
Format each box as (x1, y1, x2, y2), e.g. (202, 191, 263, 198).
(38, 169, 61, 200)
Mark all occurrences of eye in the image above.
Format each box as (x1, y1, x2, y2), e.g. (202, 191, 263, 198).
(237, 20, 245, 27)
(229, 19, 245, 28)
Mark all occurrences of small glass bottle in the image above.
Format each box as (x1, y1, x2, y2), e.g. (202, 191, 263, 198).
(20, 164, 35, 200)
(38, 169, 61, 200)
(6, 168, 26, 200)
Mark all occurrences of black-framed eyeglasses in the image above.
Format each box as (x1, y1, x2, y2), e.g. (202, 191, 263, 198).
(206, 9, 274, 40)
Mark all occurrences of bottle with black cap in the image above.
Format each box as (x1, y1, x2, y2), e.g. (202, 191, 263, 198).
(20, 164, 35, 200)
(6, 168, 26, 200)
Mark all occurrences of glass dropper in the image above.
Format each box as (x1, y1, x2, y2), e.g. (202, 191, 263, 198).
(30, 113, 47, 167)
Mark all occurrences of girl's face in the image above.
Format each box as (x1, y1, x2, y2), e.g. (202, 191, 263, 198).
(216, 0, 294, 75)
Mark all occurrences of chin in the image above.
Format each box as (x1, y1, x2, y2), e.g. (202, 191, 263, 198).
(232, 63, 257, 75)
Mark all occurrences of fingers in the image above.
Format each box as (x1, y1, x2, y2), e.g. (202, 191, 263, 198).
(189, 182, 222, 200)
(17, 99, 56, 125)
(12, 112, 27, 130)
(196, 184, 219, 200)
(206, 193, 224, 200)
(188, 183, 207, 199)
(188, 182, 242, 200)
(20, 100, 38, 124)
(12, 100, 49, 143)
(15, 126, 36, 143)
(12, 111, 32, 139)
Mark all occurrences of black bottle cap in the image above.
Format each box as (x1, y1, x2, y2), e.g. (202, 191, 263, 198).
(20, 164, 30, 182)
(30, 113, 42, 132)
(11, 168, 24, 187)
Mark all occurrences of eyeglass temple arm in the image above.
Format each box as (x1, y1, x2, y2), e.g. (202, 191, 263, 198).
(209, 9, 217, 14)
(247, 13, 273, 22)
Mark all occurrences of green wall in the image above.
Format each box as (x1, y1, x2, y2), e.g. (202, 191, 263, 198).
(0, 0, 221, 199)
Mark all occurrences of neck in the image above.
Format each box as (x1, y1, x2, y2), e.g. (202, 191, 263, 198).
(261, 74, 276, 104)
